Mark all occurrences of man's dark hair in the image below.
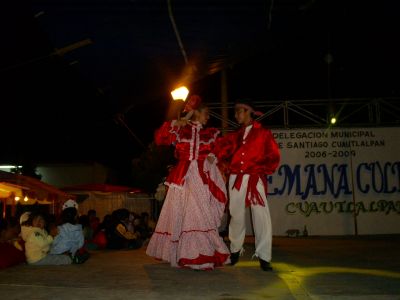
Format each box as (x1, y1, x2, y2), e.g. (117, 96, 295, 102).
(61, 207, 78, 225)
(235, 98, 257, 108)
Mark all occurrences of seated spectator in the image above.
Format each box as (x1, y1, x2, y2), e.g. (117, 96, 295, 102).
(122, 211, 135, 234)
(106, 209, 142, 250)
(136, 212, 155, 241)
(21, 211, 72, 265)
(0, 217, 25, 269)
(1, 216, 22, 244)
(50, 207, 89, 264)
(90, 214, 112, 250)
(88, 209, 100, 233)
(79, 214, 94, 241)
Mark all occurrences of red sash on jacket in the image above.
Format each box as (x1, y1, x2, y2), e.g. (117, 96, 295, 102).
(233, 173, 268, 207)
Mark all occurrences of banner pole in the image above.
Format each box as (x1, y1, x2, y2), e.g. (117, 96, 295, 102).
(349, 148, 358, 236)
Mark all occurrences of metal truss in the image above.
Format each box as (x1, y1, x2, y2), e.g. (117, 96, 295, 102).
(207, 97, 400, 130)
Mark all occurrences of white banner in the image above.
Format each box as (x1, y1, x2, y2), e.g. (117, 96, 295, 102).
(267, 127, 400, 236)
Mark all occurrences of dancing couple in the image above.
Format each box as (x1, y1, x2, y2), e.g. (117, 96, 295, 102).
(146, 95, 280, 271)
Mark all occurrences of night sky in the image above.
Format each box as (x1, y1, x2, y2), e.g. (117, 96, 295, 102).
(1, 0, 399, 183)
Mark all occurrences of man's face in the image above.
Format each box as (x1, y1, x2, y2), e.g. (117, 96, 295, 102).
(235, 107, 251, 125)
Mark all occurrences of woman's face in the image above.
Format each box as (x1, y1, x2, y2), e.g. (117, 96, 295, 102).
(32, 216, 45, 230)
(194, 107, 210, 125)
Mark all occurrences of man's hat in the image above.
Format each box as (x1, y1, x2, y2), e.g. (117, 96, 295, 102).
(62, 199, 78, 210)
(234, 98, 263, 116)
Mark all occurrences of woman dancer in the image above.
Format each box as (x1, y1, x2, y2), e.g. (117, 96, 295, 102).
(146, 95, 230, 270)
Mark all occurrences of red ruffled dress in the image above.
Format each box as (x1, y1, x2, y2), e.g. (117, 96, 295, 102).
(146, 120, 230, 270)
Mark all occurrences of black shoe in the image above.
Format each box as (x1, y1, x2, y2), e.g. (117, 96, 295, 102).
(230, 251, 240, 266)
(72, 252, 90, 264)
(259, 259, 273, 271)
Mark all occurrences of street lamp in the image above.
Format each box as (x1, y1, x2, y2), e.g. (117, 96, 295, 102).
(171, 86, 189, 101)
(170, 86, 189, 120)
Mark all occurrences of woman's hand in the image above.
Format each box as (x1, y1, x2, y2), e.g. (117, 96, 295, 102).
(207, 154, 216, 164)
(175, 118, 189, 127)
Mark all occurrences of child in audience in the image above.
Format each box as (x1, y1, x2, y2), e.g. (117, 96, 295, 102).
(50, 207, 89, 264)
(135, 212, 154, 241)
(88, 209, 100, 233)
(91, 214, 111, 249)
(106, 208, 142, 249)
(21, 211, 72, 265)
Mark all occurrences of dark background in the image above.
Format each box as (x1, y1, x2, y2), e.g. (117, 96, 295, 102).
(1, 0, 399, 184)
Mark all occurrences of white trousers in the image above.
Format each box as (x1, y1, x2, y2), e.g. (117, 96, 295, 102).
(228, 174, 272, 262)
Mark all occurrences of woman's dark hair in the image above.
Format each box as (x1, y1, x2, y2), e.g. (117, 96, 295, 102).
(195, 102, 208, 111)
(186, 102, 209, 121)
(25, 211, 46, 226)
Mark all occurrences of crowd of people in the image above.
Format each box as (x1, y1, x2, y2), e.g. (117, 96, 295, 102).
(0, 204, 155, 269)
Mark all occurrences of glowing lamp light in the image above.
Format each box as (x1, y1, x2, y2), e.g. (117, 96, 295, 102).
(0, 165, 22, 169)
(330, 117, 337, 125)
(171, 86, 189, 101)
(24, 196, 29, 202)
(15, 196, 20, 202)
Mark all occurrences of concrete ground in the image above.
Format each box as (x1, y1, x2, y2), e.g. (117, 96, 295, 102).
(1, 235, 399, 300)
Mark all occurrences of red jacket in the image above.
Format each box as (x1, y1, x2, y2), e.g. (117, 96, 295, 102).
(215, 121, 280, 206)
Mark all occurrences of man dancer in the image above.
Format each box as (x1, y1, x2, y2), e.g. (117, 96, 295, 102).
(216, 98, 280, 271)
